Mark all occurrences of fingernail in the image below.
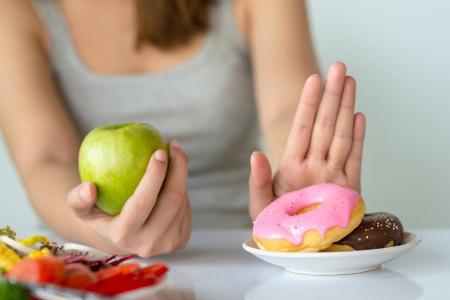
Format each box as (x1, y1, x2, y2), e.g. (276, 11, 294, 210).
(79, 182, 91, 202)
(170, 139, 182, 149)
(154, 149, 167, 162)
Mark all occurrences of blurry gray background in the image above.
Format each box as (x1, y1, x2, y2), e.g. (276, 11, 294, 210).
(1, 0, 449, 230)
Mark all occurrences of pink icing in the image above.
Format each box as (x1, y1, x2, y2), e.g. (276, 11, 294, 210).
(253, 183, 361, 245)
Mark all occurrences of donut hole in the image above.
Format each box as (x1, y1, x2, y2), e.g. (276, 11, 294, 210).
(295, 204, 321, 215)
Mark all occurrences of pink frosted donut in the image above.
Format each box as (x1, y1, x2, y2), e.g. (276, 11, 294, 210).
(252, 183, 365, 252)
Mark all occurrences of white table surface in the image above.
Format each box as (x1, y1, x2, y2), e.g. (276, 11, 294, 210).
(153, 229, 448, 300)
(15, 226, 450, 299)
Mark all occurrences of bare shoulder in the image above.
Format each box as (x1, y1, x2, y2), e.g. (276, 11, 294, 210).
(0, 0, 47, 48)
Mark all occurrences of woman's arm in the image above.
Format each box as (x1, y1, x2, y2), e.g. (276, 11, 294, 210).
(0, 0, 90, 240)
(0, 1, 191, 257)
(244, 0, 318, 167)
(244, 1, 366, 219)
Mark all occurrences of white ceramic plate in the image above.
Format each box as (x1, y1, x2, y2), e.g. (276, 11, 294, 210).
(242, 232, 421, 275)
(62, 243, 111, 260)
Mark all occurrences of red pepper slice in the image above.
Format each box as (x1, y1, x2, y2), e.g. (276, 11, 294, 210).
(6, 256, 65, 285)
(87, 273, 158, 296)
(87, 263, 168, 296)
(62, 263, 97, 290)
(140, 263, 168, 277)
(95, 263, 140, 281)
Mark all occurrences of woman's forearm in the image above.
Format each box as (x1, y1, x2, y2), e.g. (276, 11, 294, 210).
(21, 159, 117, 251)
(246, 0, 318, 169)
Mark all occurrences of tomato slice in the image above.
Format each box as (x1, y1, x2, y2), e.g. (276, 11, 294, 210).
(88, 273, 158, 296)
(140, 263, 168, 277)
(95, 263, 140, 281)
(87, 263, 168, 296)
(6, 256, 65, 285)
(62, 263, 97, 290)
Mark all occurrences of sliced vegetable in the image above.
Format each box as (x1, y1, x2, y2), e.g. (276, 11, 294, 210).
(28, 248, 51, 259)
(108, 254, 138, 266)
(63, 253, 137, 272)
(19, 236, 50, 247)
(6, 256, 65, 285)
(0, 237, 34, 255)
(0, 226, 16, 239)
(61, 263, 97, 290)
(0, 281, 30, 300)
(87, 272, 157, 296)
(95, 263, 140, 282)
(141, 263, 168, 277)
(0, 242, 22, 271)
(86, 263, 168, 296)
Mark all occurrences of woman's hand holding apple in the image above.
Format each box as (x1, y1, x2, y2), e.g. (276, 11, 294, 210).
(249, 62, 366, 220)
(67, 140, 191, 258)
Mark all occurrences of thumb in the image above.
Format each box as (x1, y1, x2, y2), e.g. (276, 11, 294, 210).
(67, 182, 97, 218)
(249, 151, 273, 221)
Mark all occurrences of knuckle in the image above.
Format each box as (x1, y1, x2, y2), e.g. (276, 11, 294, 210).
(277, 159, 294, 172)
(145, 162, 164, 178)
(180, 238, 189, 249)
(327, 160, 343, 171)
(160, 241, 177, 254)
(179, 232, 190, 249)
(348, 153, 362, 162)
(66, 188, 80, 205)
(131, 194, 150, 210)
(353, 135, 364, 143)
(138, 244, 155, 258)
(296, 123, 312, 135)
(307, 147, 325, 160)
(339, 102, 354, 110)
(111, 231, 129, 248)
(333, 129, 352, 140)
(166, 188, 187, 204)
(177, 150, 189, 167)
(315, 116, 334, 130)
(300, 98, 318, 109)
(324, 88, 341, 98)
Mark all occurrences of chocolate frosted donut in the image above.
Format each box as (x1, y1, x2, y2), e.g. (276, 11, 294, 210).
(325, 212, 404, 251)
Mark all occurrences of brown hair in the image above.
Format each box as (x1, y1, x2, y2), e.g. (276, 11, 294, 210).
(135, 0, 214, 49)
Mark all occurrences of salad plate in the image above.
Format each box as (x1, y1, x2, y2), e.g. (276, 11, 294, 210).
(0, 227, 167, 299)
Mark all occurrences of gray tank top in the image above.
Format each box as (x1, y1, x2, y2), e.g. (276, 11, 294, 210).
(32, 0, 259, 227)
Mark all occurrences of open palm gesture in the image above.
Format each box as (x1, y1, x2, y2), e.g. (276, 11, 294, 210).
(249, 62, 366, 220)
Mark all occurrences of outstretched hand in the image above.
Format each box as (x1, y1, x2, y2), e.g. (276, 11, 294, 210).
(249, 62, 366, 220)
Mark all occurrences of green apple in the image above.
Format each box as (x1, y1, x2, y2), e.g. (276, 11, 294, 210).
(78, 123, 168, 215)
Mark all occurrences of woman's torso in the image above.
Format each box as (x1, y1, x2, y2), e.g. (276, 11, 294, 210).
(31, 0, 259, 227)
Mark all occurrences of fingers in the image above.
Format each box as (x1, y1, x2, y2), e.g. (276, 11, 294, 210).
(147, 140, 189, 228)
(160, 140, 189, 195)
(345, 113, 366, 192)
(119, 148, 168, 229)
(135, 141, 190, 257)
(67, 182, 97, 218)
(108, 140, 190, 258)
(283, 74, 321, 160)
(327, 76, 356, 169)
(308, 62, 347, 159)
(249, 151, 273, 221)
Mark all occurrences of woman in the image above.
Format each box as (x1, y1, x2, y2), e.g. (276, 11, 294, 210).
(0, 0, 365, 257)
